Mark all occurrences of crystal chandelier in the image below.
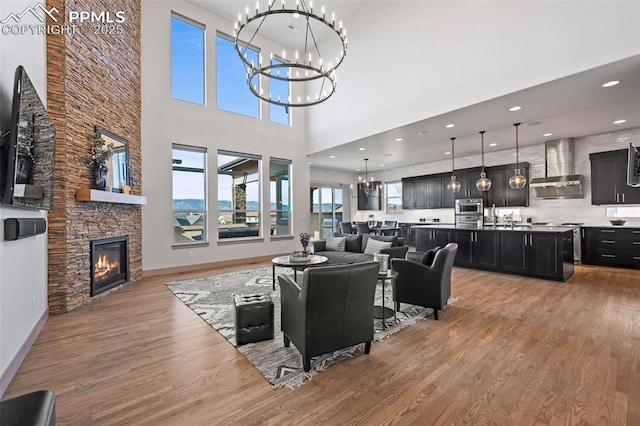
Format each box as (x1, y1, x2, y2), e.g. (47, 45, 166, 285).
(359, 158, 373, 195)
(476, 130, 492, 191)
(447, 137, 461, 193)
(509, 123, 527, 189)
(233, 0, 348, 107)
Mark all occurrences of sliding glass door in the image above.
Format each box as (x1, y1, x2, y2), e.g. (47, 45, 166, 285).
(310, 185, 343, 240)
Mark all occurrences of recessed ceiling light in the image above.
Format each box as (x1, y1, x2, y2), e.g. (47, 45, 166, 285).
(509, 106, 522, 112)
(444, 151, 451, 155)
(395, 137, 403, 142)
(614, 119, 626, 124)
(308, 162, 312, 165)
(379, 164, 384, 167)
(359, 147, 365, 151)
(489, 143, 497, 147)
(355, 168, 360, 172)
(602, 80, 619, 88)
(445, 124, 455, 128)
(330, 155, 335, 159)
(543, 133, 553, 137)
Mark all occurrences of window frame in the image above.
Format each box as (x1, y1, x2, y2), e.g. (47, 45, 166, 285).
(385, 180, 403, 214)
(215, 31, 261, 119)
(170, 13, 206, 105)
(217, 150, 263, 242)
(172, 144, 208, 248)
(270, 157, 292, 238)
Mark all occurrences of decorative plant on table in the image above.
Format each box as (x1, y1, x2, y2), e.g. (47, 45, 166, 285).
(299, 232, 311, 256)
(87, 132, 114, 191)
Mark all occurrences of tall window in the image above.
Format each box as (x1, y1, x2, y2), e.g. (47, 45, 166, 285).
(270, 158, 291, 236)
(269, 58, 290, 125)
(216, 33, 260, 118)
(171, 14, 205, 105)
(172, 145, 207, 245)
(217, 151, 261, 239)
(310, 186, 343, 240)
(386, 181, 403, 213)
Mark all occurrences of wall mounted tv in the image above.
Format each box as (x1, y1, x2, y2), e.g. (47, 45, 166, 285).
(628, 143, 640, 188)
(0, 66, 56, 210)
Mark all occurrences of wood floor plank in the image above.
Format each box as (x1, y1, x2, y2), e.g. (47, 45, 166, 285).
(3, 264, 639, 425)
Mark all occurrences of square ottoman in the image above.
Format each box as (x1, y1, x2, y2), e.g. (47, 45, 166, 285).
(233, 293, 274, 345)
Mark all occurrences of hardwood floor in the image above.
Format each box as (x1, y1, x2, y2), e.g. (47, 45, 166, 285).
(4, 263, 639, 425)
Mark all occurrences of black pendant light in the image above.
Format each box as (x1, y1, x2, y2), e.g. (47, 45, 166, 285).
(509, 123, 527, 189)
(446, 137, 461, 193)
(476, 130, 492, 191)
(359, 158, 373, 195)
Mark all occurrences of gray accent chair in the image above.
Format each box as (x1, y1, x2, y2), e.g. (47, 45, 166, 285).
(340, 221, 355, 234)
(390, 243, 458, 320)
(278, 261, 380, 372)
(356, 222, 371, 234)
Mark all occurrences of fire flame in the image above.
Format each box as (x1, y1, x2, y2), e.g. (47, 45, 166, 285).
(94, 254, 120, 280)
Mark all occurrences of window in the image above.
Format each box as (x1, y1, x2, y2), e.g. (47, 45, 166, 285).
(217, 151, 261, 239)
(386, 181, 403, 213)
(270, 158, 291, 236)
(216, 33, 260, 118)
(269, 58, 290, 125)
(171, 14, 205, 105)
(172, 145, 207, 245)
(310, 186, 343, 239)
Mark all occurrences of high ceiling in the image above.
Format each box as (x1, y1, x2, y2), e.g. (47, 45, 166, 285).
(192, 1, 640, 174)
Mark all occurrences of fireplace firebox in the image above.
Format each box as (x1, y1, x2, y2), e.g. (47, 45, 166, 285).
(90, 236, 129, 296)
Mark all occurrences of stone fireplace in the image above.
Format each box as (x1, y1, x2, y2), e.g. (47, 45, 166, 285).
(90, 236, 129, 297)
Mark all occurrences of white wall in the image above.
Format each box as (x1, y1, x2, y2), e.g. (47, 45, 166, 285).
(316, 127, 640, 227)
(0, 0, 48, 392)
(141, 0, 311, 271)
(307, 1, 640, 154)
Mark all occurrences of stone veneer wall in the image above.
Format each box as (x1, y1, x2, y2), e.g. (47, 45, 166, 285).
(47, 0, 142, 313)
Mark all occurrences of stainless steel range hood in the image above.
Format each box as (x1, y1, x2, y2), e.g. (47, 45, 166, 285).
(530, 138, 584, 199)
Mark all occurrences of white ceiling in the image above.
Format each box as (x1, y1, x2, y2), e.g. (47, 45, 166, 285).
(191, 1, 640, 174)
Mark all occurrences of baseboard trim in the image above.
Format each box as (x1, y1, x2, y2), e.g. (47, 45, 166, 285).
(0, 309, 48, 398)
(142, 254, 287, 278)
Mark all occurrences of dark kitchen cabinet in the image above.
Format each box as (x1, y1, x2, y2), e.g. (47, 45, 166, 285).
(414, 227, 452, 252)
(453, 229, 500, 270)
(357, 182, 382, 210)
(485, 164, 530, 207)
(500, 231, 568, 279)
(581, 227, 640, 268)
(399, 223, 416, 247)
(401, 177, 428, 209)
(455, 169, 484, 199)
(590, 150, 640, 205)
(426, 176, 443, 209)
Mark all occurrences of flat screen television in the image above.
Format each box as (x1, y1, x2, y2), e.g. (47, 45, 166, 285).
(0, 66, 55, 210)
(628, 143, 640, 187)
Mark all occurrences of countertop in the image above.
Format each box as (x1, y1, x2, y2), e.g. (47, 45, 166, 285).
(411, 224, 574, 233)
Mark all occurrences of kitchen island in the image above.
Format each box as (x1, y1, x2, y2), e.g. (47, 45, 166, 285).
(412, 225, 574, 281)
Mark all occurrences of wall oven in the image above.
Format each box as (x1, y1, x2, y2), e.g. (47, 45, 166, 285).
(455, 198, 483, 215)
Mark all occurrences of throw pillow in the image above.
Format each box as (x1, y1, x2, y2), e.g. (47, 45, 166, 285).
(344, 234, 362, 253)
(369, 234, 399, 247)
(364, 238, 393, 255)
(420, 246, 439, 266)
(325, 236, 347, 252)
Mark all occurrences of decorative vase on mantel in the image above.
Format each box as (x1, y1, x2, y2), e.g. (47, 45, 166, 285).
(93, 162, 109, 191)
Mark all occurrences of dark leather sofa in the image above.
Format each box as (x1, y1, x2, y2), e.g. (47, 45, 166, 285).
(278, 261, 380, 372)
(310, 233, 408, 265)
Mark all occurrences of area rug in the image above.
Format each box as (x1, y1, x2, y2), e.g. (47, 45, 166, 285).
(166, 267, 456, 388)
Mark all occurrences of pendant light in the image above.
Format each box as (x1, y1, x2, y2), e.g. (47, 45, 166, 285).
(476, 130, 492, 191)
(447, 137, 461, 193)
(509, 122, 527, 189)
(358, 158, 373, 195)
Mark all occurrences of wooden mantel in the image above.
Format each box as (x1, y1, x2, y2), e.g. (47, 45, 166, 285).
(75, 189, 147, 205)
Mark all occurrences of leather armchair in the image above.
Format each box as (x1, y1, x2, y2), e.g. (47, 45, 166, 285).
(278, 261, 380, 372)
(390, 243, 458, 320)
